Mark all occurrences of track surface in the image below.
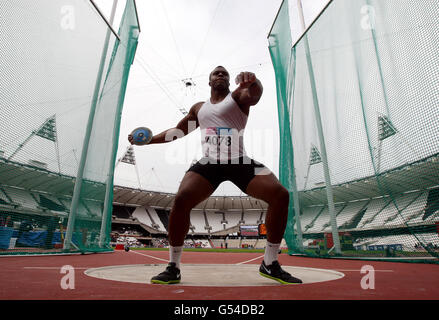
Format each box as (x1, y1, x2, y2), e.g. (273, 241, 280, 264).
(1, 249, 438, 300)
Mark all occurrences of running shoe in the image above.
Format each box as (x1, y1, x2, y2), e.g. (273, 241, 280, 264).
(259, 260, 302, 284)
(151, 262, 181, 284)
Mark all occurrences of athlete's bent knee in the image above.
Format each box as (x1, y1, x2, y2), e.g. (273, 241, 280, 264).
(173, 191, 195, 211)
(274, 186, 289, 207)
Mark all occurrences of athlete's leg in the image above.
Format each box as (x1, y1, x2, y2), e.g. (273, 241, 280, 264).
(245, 172, 302, 284)
(245, 172, 289, 244)
(151, 171, 215, 284)
(168, 171, 215, 246)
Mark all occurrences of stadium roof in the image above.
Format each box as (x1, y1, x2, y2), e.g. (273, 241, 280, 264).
(112, 186, 268, 211)
(1, 153, 437, 211)
(298, 154, 439, 207)
(0, 158, 106, 201)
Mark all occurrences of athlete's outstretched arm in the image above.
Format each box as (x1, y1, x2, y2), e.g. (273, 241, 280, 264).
(231, 71, 263, 107)
(128, 102, 202, 145)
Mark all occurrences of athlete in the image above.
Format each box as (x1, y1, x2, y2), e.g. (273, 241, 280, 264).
(128, 66, 302, 284)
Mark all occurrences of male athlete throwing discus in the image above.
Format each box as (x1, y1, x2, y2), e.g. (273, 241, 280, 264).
(128, 66, 302, 284)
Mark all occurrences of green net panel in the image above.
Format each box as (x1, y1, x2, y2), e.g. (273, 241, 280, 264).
(269, 0, 439, 262)
(0, 0, 140, 255)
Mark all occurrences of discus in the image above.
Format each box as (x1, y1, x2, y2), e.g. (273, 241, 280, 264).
(131, 126, 153, 145)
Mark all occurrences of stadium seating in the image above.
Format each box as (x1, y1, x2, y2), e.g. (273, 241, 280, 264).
(336, 200, 369, 229)
(388, 192, 428, 226)
(205, 211, 224, 232)
(224, 212, 242, 228)
(255, 238, 267, 249)
(0, 188, 9, 204)
(243, 211, 262, 225)
(308, 206, 340, 232)
(301, 206, 325, 232)
(260, 211, 266, 223)
(226, 238, 241, 248)
(190, 211, 207, 233)
(36, 194, 68, 214)
(183, 239, 195, 248)
(357, 197, 390, 229)
(195, 239, 211, 248)
(211, 239, 225, 248)
(353, 233, 439, 251)
(365, 192, 420, 228)
(112, 205, 133, 219)
(132, 206, 153, 226)
(58, 197, 90, 217)
(241, 238, 257, 248)
(3, 186, 39, 209)
(321, 200, 369, 232)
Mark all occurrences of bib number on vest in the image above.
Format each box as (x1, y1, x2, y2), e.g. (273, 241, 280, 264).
(205, 127, 233, 147)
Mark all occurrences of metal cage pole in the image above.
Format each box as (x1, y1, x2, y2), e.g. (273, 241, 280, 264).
(297, 0, 341, 254)
(100, 2, 141, 247)
(64, 0, 119, 250)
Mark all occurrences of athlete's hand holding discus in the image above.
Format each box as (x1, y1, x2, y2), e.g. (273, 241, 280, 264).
(128, 127, 153, 146)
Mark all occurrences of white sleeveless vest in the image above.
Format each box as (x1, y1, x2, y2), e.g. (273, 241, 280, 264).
(197, 93, 248, 161)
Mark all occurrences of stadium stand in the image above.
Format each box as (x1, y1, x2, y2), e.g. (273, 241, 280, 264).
(151, 238, 169, 248)
(147, 207, 166, 231)
(106, 182, 437, 255)
(206, 211, 224, 232)
(255, 238, 267, 249)
(211, 238, 225, 248)
(196, 239, 211, 248)
(353, 233, 439, 252)
(203, 212, 211, 232)
(309, 205, 345, 232)
(3, 186, 39, 210)
(302, 206, 325, 232)
(0, 188, 10, 205)
(389, 191, 428, 226)
(259, 211, 266, 224)
(365, 192, 420, 228)
(224, 211, 242, 228)
(243, 211, 262, 225)
(190, 210, 207, 233)
(113, 205, 134, 219)
(155, 208, 170, 231)
(131, 206, 153, 225)
(183, 239, 194, 248)
(357, 197, 391, 229)
(36, 194, 67, 214)
(341, 202, 370, 229)
(241, 238, 257, 248)
(226, 238, 241, 248)
(58, 197, 90, 217)
(321, 200, 369, 232)
(336, 200, 369, 230)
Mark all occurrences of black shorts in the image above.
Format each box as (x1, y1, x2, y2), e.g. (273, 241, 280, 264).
(187, 156, 268, 193)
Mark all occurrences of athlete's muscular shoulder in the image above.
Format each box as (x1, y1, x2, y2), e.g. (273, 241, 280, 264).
(176, 101, 204, 135)
(188, 101, 204, 123)
(190, 101, 204, 116)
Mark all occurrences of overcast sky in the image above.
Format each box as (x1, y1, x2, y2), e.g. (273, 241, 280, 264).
(93, 0, 330, 196)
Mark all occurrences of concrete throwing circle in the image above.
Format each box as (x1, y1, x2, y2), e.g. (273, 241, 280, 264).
(85, 264, 344, 286)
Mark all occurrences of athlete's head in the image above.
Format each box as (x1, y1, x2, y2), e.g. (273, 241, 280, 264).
(209, 66, 230, 90)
